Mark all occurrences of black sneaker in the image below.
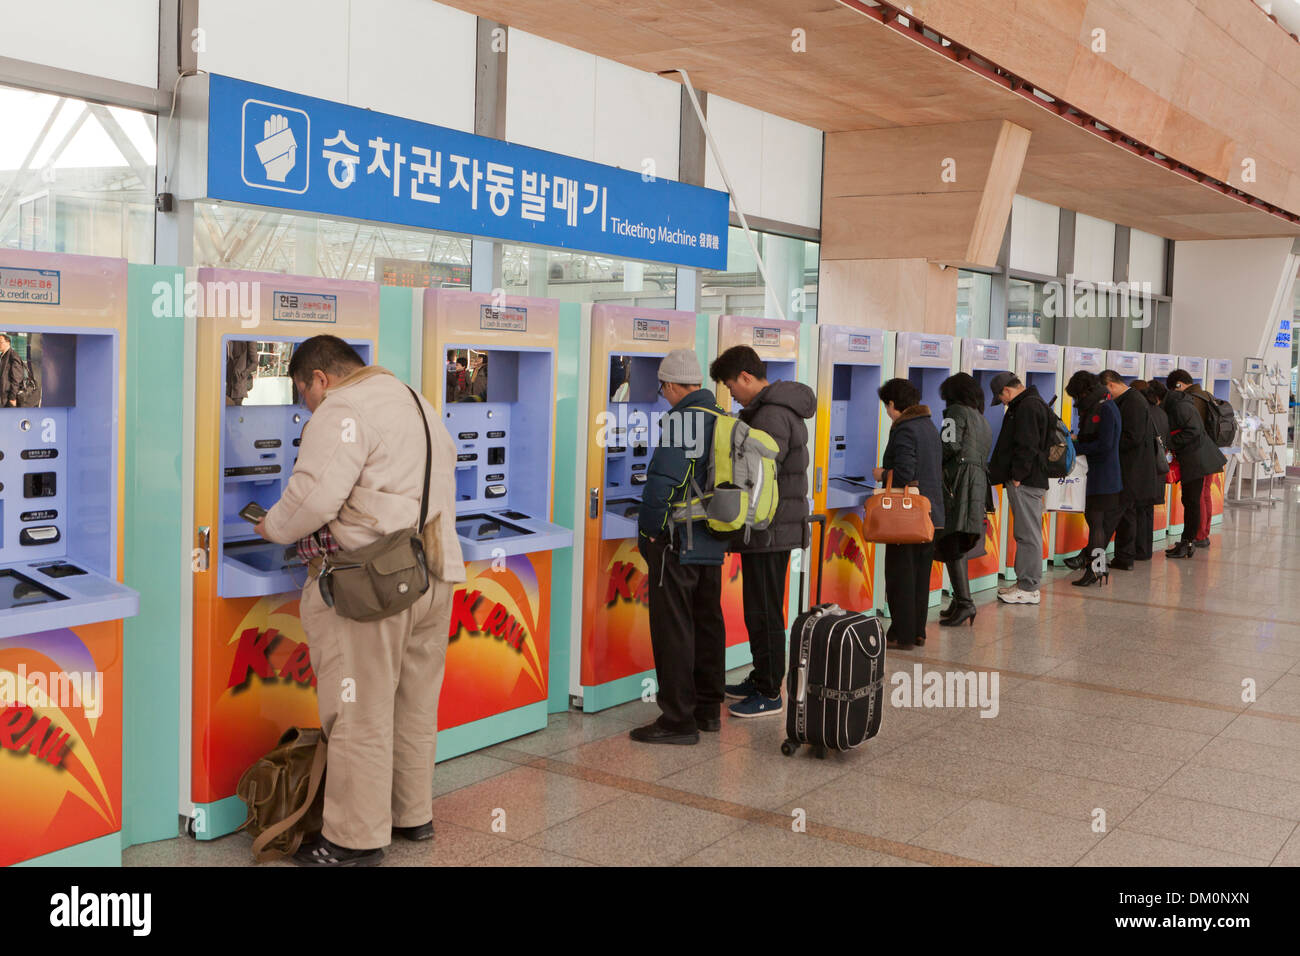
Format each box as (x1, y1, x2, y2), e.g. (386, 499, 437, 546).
(393, 821, 434, 841)
(696, 717, 722, 732)
(724, 675, 756, 700)
(293, 835, 384, 867)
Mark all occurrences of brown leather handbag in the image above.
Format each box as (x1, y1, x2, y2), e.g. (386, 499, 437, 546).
(862, 470, 935, 544)
(236, 727, 326, 862)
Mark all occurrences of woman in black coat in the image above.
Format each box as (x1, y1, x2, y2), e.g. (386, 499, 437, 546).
(935, 373, 992, 627)
(1132, 380, 1172, 560)
(1064, 370, 1122, 587)
(1163, 383, 1229, 559)
(874, 378, 944, 650)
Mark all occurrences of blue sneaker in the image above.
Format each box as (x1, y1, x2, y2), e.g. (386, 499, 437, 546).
(729, 693, 783, 718)
(724, 675, 756, 700)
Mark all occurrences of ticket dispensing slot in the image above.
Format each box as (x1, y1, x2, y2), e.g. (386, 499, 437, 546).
(603, 353, 664, 539)
(217, 337, 373, 597)
(444, 347, 572, 561)
(0, 331, 136, 638)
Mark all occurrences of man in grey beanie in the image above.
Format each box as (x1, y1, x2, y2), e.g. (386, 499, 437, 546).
(631, 348, 728, 745)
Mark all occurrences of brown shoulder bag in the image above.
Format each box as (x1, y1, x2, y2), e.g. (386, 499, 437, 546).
(862, 469, 935, 544)
(316, 386, 432, 622)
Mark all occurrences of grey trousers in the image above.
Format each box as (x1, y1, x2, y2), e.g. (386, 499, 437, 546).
(1006, 484, 1046, 591)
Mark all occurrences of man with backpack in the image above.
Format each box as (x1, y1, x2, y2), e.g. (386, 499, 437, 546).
(632, 349, 728, 746)
(986, 372, 1051, 606)
(709, 345, 816, 720)
(1167, 369, 1227, 549)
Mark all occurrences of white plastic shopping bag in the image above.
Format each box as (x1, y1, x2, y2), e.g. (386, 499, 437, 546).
(1045, 455, 1088, 513)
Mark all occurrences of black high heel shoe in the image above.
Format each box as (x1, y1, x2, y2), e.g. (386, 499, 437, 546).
(941, 603, 977, 627)
(1166, 542, 1195, 559)
(1071, 567, 1109, 587)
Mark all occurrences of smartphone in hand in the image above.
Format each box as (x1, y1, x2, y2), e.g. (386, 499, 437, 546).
(239, 502, 268, 524)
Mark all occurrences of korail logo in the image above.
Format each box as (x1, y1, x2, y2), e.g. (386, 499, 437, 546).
(241, 99, 309, 194)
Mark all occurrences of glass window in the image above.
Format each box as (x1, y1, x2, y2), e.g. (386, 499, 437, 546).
(499, 245, 675, 307)
(956, 270, 991, 339)
(0, 83, 155, 260)
(194, 202, 472, 287)
(699, 227, 819, 322)
(1006, 278, 1054, 345)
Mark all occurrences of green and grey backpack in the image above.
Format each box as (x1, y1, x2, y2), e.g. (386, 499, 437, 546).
(672, 408, 779, 545)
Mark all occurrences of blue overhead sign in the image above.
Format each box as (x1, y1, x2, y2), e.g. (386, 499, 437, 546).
(206, 74, 730, 270)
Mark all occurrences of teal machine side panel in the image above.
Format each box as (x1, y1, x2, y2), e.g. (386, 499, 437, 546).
(122, 265, 185, 848)
(548, 303, 582, 712)
(378, 286, 414, 384)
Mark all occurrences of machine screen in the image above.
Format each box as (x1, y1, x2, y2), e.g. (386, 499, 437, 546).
(0, 569, 68, 610)
(227, 341, 298, 406)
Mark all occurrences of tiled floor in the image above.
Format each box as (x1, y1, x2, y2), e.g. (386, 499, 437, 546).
(128, 488, 1300, 867)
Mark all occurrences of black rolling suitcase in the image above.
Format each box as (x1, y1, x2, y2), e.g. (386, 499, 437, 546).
(781, 514, 887, 758)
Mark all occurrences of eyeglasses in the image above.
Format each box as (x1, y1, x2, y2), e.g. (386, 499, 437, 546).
(657, 382, 666, 396)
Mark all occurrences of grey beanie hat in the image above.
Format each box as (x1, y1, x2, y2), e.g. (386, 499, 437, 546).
(658, 348, 702, 385)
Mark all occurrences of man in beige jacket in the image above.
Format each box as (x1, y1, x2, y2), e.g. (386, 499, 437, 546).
(255, 334, 464, 866)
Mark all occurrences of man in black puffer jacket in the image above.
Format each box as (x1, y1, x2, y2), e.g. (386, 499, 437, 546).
(709, 346, 816, 719)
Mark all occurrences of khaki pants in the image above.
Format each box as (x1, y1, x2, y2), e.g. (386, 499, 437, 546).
(299, 575, 454, 850)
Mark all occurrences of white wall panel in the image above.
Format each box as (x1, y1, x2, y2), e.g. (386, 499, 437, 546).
(0, 0, 158, 88)
(505, 30, 595, 160)
(198, 0, 352, 102)
(348, 0, 476, 132)
(759, 113, 822, 229)
(1128, 228, 1166, 295)
(703, 96, 764, 221)
(593, 59, 679, 180)
(1073, 211, 1116, 283)
(1009, 195, 1059, 276)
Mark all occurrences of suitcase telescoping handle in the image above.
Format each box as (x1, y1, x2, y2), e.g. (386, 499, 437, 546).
(801, 513, 827, 613)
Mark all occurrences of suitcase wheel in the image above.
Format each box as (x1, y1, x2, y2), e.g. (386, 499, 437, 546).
(780, 739, 798, 757)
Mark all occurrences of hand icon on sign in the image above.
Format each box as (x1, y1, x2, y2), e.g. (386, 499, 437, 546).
(254, 113, 298, 183)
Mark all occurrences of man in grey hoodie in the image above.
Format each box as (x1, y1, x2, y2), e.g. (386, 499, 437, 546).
(709, 345, 817, 719)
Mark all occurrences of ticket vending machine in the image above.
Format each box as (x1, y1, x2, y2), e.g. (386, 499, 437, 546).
(958, 338, 1012, 594)
(1053, 346, 1105, 563)
(1206, 358, 1233, 528)
(1207, 358, 1233, 403)
(185, 270, 379, 841)
(712, 314, 800, 665)
(1144, 353, 1183, 537)
(810, 327, 890, 614)
(576, 305, 697, 712)
(1106, 350, 1144, 384)
(894, 333, 956, 604)
(1004, 342, 1062, 583)
(421, 290, 573, 754)
(0, 251, 139, 866)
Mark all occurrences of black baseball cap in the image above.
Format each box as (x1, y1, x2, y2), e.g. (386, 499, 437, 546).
(989, 371, 1019, 405)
